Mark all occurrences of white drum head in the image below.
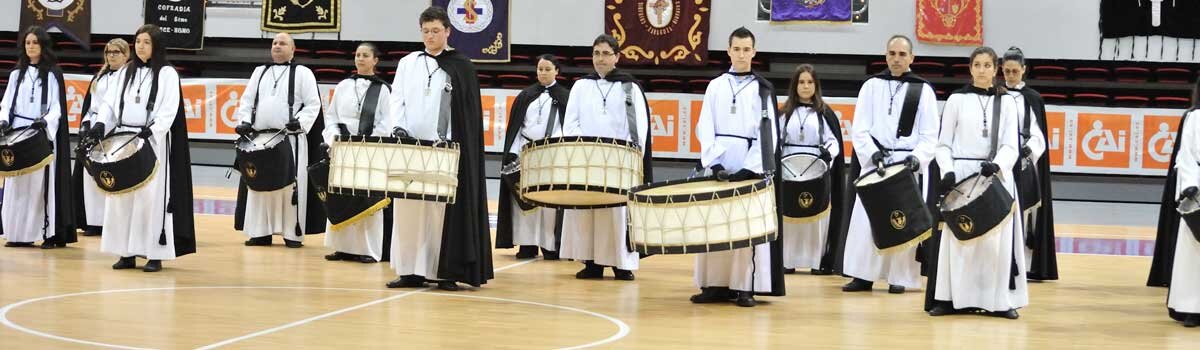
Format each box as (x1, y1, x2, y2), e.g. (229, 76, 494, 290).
(856, 163, 906, 186)
(238, 132, 287, 152)
(942, 175, 994, 211)
(781, 154, 827, 182)
(0, 128, 38, 146)
(88, 133, 145, 162)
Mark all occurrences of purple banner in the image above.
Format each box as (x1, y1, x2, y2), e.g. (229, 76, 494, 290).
(432, 0, 511, 63)
(771, 0, 852, 22)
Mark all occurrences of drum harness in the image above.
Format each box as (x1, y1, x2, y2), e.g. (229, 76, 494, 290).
(944, 93, 1003, 200)
(780, 106, 827, 179)
(500, 88, 564, 177)
(5, 66, 53, 241)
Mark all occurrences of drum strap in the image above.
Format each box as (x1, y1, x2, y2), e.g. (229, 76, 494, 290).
(758, 81, 776, 175)
(356, 80, 386, 135)
(781, 107, 826, 150)
(544, 96, 563, 139)
(116, 67, 161, 128)
(622, 82, 640, 146)
(437, 80, 452, 140)
(1019, 94, 1032, 147)
(896, 82, 924, 137)
(6, 67, 50, 123)
(988, 93, 1003, 160)
(249, 63, 297, 126)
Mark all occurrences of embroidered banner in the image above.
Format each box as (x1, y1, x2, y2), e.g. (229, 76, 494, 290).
(431, 0, 511, 63)
(604, 0, 710, 66)
(915, 0, 981, 46)
(145, 0, 206, 50)
(261, 0, 340, 33)
(19, 0, 91, 48)
(770, 0, 852, 22)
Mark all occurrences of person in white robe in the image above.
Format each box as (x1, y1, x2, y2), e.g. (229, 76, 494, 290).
(927, 46, 1027, 319)
(842, 35, 940, 294)
(232, 33, 323, 248)
(689, 27, 780, 307)
(778, 65, 841, 274)
(321, 42, 392, 263)
(1168, 102, 1200, 328)
(73, 38, 129, 237)
(557, 35, 650, 281)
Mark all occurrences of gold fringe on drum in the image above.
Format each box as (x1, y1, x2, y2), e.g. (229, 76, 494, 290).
(0, 153, 53, 178)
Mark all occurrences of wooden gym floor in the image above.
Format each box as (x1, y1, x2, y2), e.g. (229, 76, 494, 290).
(0, 187, 1197, 349)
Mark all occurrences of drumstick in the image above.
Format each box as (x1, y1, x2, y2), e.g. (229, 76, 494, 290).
(106, 135, 140, 159)
(258, 129, 287, 149)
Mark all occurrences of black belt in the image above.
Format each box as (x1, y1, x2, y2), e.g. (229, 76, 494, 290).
(11, 114, 36, 121)
(952, 157, 988, 161)
(783, 143, 819, 148)
(715, 133, 754, 142)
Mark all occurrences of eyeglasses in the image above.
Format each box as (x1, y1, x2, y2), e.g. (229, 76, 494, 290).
(1002, 69, 1022, 74)
(104, 50, 123, 56)
(592, 50, 615, 57)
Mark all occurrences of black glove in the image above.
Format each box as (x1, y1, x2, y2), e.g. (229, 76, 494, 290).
(819, 147, 832, 163)
(1182, 186, 1199, 200)
(86, 122, 106, 140)
(79, 121, 91, 135)
(235, 123, 254, 137)
(318, 142, 331, 159)
(137, 126, 152, 138)
(336, 123, 351, 138)
(392, 126, 412, 139)
(708, 164, 729, 181)
(729, 169, 759, 182)
(940, 172, 957, 196)
(29, 118, 47, 130)
(870, 151, 886, 166)
(1020, 145, 1033, 158)
(286, 119, 302, 133)
(904, 155, 920, 172)
(980, 161, 1001, 177)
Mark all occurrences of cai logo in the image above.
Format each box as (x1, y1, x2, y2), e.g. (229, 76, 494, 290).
(1142, 115, 1181, 170)
(1076, 113, 1130, 168)
(649, 99, 679, 153)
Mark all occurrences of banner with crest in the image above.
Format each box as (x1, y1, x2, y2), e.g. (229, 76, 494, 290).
(19, 0, 91, 48)
(915, 0, 981, 46)
(432, 0, 510, 63)
(770, 0, 852, 23)
(261, 0, 340, 33)
(605, 0, 710, 66)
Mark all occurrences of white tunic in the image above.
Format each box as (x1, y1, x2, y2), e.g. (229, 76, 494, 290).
(933, 90, 1028, 312)
(1169, 109, 1200, 314)
(232, 64, 322, 241)
(79, 71, 121, 228)
(1007, 84, 1049, 268)
(0, 67, 61, 243)
(780, 105, 840, 270)
(92, 66, 181, 259)
(557, 75, 649, 270)
(507, 84, 559, 251)
(322, 76, 391, 260)
(843, 75, 939, 288)
(693, 72, 776, 292)
(387, 51, 451, 278)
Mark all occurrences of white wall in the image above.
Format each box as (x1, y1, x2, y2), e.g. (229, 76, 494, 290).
(2, 0, 1190, 62)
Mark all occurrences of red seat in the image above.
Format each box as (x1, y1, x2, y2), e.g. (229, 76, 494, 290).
(87, 63, 104, 72)
(1071, 93, 1109, 106)
(572, 56, 593, 67)
(1031, 65, 1068, 80)
(510, 54, 531, 64)
(293, 48, 312, 58)
(649, 78, 683, 92)
(910, 61, 946, 76)
(0, 39, 17, 48)
(1072, 67, 1110, 81)
(1154, 96, 1191, 108)
(313, 68, 348, 82)
(1155, 67, 1193, 83)
(386, 50, 412, 60)
(497, 74, 532, 89)
(477, 73, 495, 88)
(950, 63, 970, 78)
(1112, 95, 1150, 107)
(315, 49, 348, 59)
(1040, 93, 1068, 105)
(867, 61, 888, 74)
(57, 62, 86, 73)
(687, 79, 711, 93)
(1114, 67, 1151, 82)
(55, 40, 83, 51)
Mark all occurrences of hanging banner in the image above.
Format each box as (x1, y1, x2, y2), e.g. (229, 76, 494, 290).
(431, 0, 511, 63)
(770, 0, 852, 23)
(145, 0, 206, 50)
(915, 0, 981, 46)
(605, 0, 710, 66)
(261, 0, 340, 33)
(19, 0, 91, 49)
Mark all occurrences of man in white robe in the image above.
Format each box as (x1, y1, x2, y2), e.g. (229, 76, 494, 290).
(1168, 107, 1200, 328)
(232, 33, 323, 248)
(843, 35, 939, 294)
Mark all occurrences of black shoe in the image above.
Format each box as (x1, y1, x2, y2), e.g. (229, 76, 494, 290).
(81, 226, 103, 236)
(324, 252, 348, 261)
(783, 268, 797, 274)
(437, 281, 460, 291)
(1185, 314, 1199, 328)
(811, 268, 833, 276)
(888, 285, 906, 294)
(734, 291, 757, 307)
(112, 256, 136, 270)
(515, 245, 539, 259)
(284, 239, 303, 248)
(928, 302, 956, 316)
(386, 275, 426, 288)
(143, 260, 162, 272)
(39, 242, 65, 249)
(575, 261, 604, 279)
(842, 278, 873, 292)
(612, 267, 635, 281)
(541, 248, 560, 261)
(991, 309, 1019, 320)
(356, 255, 378, 264)
(5, 242, 34, 248)
(690, 287, 731, 304)
(244, 236, 272, 246)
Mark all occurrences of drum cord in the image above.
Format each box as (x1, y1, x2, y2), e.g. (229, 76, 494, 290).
(159, 131, 171, 246)
(292, 132, 303, 238)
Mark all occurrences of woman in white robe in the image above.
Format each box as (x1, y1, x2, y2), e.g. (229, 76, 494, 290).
(778, 64, 841, 274)
(74, 38, 129, 237)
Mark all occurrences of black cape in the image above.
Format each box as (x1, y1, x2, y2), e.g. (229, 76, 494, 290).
(429, 49, 493, 286)
(495, 82, 569, 250)
(803, 105, 848, 273)
(1148, 108, 1193, 288)
(1009, 85, 1058, 281)
(163, 71, 197, 257)
(72, 71, 115, 232)
(745, 71, 785, 296)
(233, 64, 328, 235)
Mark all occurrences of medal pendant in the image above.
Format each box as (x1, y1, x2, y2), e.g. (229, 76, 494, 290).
(730, 105, 737, 114)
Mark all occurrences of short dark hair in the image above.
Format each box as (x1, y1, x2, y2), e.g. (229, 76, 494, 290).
(887, 34, 913, 53)
(358, 42, 382, 59)
(537, 54, 562, 71)
(420, 6, 451, 29)
(729, 27, 755, 47)
(593, 34, 619, 52)
(1002, 46, 1025, 66)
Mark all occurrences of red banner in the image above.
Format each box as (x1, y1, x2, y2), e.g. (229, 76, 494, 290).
(604, 0, 710, 66)
(916, 0, 982, 46)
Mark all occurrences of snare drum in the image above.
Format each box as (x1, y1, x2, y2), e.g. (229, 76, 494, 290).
(519, 136, 644, 209)
(1015, 157, 1041, 214)
(236, 129, 296, 192)
(86, 131, 157, 193)
(0, 127, 53, 178)
(326, 135, 460, 203)
(627, 175, 777, 255)
(779, 154, 831, 222)
(854, 162, 933, 252)
(308, 158, 391, 230)
(940, 173, 1016, 241)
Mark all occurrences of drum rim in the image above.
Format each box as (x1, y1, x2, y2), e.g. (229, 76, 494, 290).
(629, 175, 771, 204)
(631, 231, 777, 255)
(520, 185, 630, 209)
(328, 186, 456, 204)
(89, 130, 147, 158)
(780, 153, 830, 183)
(940, 172, 1007, 211)
(0, 126, 47, 146)
(334, 135, 461, 149)
(523, 135, 638, 149)
(853, 160, 913, 185)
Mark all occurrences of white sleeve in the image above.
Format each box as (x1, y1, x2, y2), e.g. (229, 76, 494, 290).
(385, 61, 407, 135)
(323, 80, 348, 145)
(0, 71, 17, 122)
(294, 66, 322, 131)
(559, 85, 584, 137)
(912, 83, 940, 167)
(149, 67, 181, 137)
(1027, 105, 1048, 161)
(935, 95, 959, 177)
(696, 82, 724, 168)
(373, 86, 392, 137)
(43, 73, 62, 142)
(1177, 112, 1200, 195)
(234, 67, 263, 126)
(92, 68, 123, 132)
(992, 95, 1021, 172)
(633, 83, 650, 153)
(823, 111, 840, 159)
(850, 81, 878, 167)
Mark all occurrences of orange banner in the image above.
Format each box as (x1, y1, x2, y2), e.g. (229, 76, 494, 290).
(1075, 113, 1131, 169)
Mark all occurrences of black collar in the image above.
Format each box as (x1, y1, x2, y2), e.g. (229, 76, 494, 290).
(871, 69, 928, 84)
(954, 84, 998, 96)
